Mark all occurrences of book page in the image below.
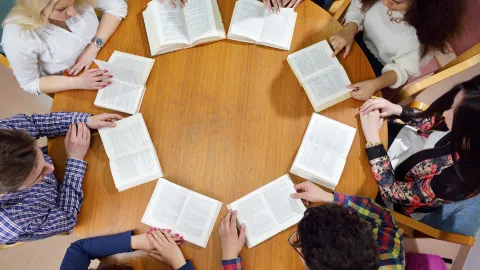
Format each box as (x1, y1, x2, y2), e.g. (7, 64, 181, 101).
(261, 175, 305, 229)
(150, 1, 190, 45)
(98, 114, 153, 160)
(228, 174, 305, 248)
(175, 192, 222, 247)
(142, 179, 222, 247)
(110, 147, 163, 191)
(142, 179, 190, 229)
(183, 0, 217, 43)
(258, 9, 296, 49)
(288, 40, 337, 79)
(108, 51, 155, 85)
(94, 79, 144, 115)
(303, 67, 351, 106)
(292, 114, 356, 187)
(228, 0, 265, 42)
(94, 60, 143, 86)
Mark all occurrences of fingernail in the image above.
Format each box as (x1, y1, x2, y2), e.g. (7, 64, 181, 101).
(109, 75, 113, 78)
(104, 70, 108, 73)
(154, 228, 158, 231)
(180, 236, 184, 239)
(241, 224, 246, 228)
(147, 231, 150, 235)
(108, 82, 111, 84)
(175, 233, 179, 236)
(167, 229, 171, 232)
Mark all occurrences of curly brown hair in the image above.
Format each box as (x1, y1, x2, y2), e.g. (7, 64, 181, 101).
(360, 0, 465, 57)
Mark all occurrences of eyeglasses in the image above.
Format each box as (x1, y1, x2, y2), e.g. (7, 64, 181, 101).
(288, 230, 304, 259)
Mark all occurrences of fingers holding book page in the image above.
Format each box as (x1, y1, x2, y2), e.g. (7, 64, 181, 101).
(227, 175, 306, 248)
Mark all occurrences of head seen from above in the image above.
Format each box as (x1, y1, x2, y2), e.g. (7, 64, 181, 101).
(291, 204, 379, 270)
(360, 0, 465, 58)
(3, 0, 95, 30)
(0, 130, 54, 195)
(417, 75, 480, 190)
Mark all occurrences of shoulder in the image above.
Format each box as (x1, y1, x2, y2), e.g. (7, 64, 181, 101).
(2, 22, 41, 52)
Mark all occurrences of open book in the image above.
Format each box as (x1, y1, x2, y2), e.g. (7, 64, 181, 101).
(287, 40, 352, 112)
(290, 113, 356, 190)
(227, 174, 306, 248)
(94, 51, 155, 114)
(228, 0, 297, 50)
(142, 178, 222, 248)
(98, 113, 163, 192)
(143, 0, 226, 56)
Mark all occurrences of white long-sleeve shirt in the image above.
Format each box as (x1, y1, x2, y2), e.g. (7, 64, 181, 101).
(345, 0, 425, 88)
(1, 0, 127, 95)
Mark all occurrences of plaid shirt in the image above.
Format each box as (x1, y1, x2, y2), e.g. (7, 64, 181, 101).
(0, 112, 91, 244)
(335, 193, 405, 269)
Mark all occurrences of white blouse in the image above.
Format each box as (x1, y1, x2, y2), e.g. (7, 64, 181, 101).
(345, 0, 429, 88)
(1, 0, 127, 95)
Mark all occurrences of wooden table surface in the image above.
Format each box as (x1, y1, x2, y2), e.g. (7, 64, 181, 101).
(49, 0, 385, 269)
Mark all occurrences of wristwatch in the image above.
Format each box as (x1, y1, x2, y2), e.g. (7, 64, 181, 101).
(91, 37, 105, 48)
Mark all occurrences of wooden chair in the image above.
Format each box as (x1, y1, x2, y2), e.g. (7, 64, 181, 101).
(391, 42, 480, 105)
(391, 211, 476, 246)
(0, 242, 25, 250)
(329, 0, 351, 22)
(0, 53, 10, 69)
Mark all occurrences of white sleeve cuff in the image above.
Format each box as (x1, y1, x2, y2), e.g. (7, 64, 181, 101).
(382, 63, 409, 89)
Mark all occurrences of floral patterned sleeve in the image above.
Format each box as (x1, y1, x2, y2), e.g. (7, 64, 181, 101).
(365, 144, 442, 215)
(398, 106, 438, 132)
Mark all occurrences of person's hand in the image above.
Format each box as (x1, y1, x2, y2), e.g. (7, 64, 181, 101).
(360, 109, 384, 143)
(219, 209, 246, 260)
(67, 44, 101, 76)
(147, 228, 187, 269)
(348, 79, 381, 101)
(86, 114, 123, 129)
(132, 229, 184, 252)
(360, 98, 402, 118)
(65, 123, 91, 160)
(290, 181, 334, 205)
(264, 0, 282, 13)
(329, 29, 355, 58)
(160, 0, 187, 8)
(73, 68, 112, 90)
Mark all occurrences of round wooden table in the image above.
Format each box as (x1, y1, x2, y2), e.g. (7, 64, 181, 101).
(49, 0, 385, 269)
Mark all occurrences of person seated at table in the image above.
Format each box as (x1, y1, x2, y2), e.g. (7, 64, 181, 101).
(359, 75, 480, 219)
(330, 0, 464, 100)
(60, 228, 193, 270)
(262, 0, 303, 13)
(1, 0, 127, 95)
(0, 112, 122, 244)
(219, 181, 404, 269)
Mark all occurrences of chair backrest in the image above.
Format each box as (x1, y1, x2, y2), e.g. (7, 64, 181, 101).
(391, 211, 476, 246)
(330, 0, 351, 22)
(0, 53, 10, 68)
(390, 42, 480, 105)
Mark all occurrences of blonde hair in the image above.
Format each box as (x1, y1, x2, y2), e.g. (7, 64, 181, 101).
(2, 0, 96, 31)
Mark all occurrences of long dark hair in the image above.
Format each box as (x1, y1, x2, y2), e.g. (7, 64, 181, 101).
(415, 75, 480, 191)
(360, 0, 465, 58)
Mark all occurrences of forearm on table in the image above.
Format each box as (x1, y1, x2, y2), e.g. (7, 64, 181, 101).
(59, 158, 87, 216)
(95, 14, 122, 43)
(39, 75, 82, 93)
(343, 22, 359, 36)
(373, 71, 398, 90)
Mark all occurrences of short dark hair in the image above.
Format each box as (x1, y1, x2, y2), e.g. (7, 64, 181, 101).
(0, 129, 38, 193)
(295, 204, 379, 270)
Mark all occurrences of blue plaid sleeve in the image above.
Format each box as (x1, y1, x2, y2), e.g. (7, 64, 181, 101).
(22, 158, 87, 239)
(0, 112, 91, 139)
